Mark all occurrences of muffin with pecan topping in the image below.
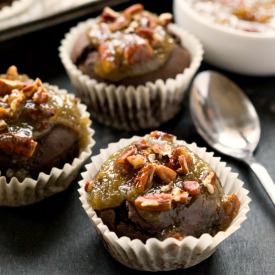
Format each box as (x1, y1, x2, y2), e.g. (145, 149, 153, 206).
(0, 66, 94, 206)
(79, 131, 250, 270)
(60, 4, 203, 130)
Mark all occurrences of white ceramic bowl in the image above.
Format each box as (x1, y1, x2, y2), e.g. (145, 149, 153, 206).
(174, 0, 275, 76)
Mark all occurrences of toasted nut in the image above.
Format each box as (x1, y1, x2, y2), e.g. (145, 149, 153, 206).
(101, 6, 120, 22)
(124, 40, 153, 65)
(97, 42, 117, 73)
(223, 194, 240, 218)
(32, 87, 48, 104)
(136, 27, 154, 40)
(149, 131, 175, 142)
(0, 119, 7, 131)
(0, 78, 25, 95)
(158, 13, 172, 26)
(116, 146, 137, 165)
(172, 191, 189, 203)
(0, 132, 37, 157)
(85, 180, 94, 193)
(123, 4, 144, 17)
(183, 181, 200, 196)
(155, 164, 177, 184)
(177, 155, 189, 174)
(110, 15, 130, 32)
(134, 193, 172, 211)
(6, 65, 18, 78)
(135, 138, 149, 150)
(127, 154, 146, 169)
(201, 171, 216, 194)
(134, 163, 155, 192)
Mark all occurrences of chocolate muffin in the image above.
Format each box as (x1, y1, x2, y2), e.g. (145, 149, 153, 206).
(0, 66, 90, 181)
(71, 4, 191, 86)
(59, 4, 203, 130)
(84, 131, 240, 242)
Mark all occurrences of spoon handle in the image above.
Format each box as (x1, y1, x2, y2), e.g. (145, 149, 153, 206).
(244, 156, 275, 206)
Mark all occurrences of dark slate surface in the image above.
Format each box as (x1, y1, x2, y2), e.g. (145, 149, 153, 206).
(0, 1, 274, 274)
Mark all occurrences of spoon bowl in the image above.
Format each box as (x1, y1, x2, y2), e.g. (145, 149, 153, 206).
(190, 71, 275, 205)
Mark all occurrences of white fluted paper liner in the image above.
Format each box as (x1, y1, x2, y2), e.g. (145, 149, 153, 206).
(59, 20, 203, 130)
(0, 0, 33, 21)
(79, 136, 250, 271)
(0, 84, 95, 207)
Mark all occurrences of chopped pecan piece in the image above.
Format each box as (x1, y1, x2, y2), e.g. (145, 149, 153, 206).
(0, 79, 25, 95)
(6, 65, 19, 79)
(136, 27, 154, 40)
(110, 15, 130, 32)
(183, 181, 200, 196)
(97, 42, 117, 74)
(101, 6, 120, 22)
(201, 171, 216, 194)
(158, 13, 172, 26)
(170, 146, 193, 171)
(172, 191, 189, 204)
(149, 131, 175, 142)
(155, 164, 177, 184)
(32, 87, 48, 104)
(134, 163, 155, 192)
(0, 132, 37, 157)
(124, 40, 153, 65)
(135, 138, 149, 150)
(134, 193, 172, 211)
(85, 180, 95, 193)
(127, 154, 146, 169)
(123, 4, 144, 18)
(223, 194, 240, 218)
(116, 146, 137, 165)
(177, 155, 189, 174)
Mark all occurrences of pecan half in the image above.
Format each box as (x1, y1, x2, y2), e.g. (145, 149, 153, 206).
(134, 193, 172, 211)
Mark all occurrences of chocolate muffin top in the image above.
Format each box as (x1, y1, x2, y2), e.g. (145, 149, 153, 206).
(85, 131, 240, 241)
(72, 4, 191, 84)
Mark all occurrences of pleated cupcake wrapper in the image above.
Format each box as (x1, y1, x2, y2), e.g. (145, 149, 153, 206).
(79, 136, 250, 271)
(59, 20, 203, 130)
(0, 0, 33, 21)
(0, 84, 95, 207)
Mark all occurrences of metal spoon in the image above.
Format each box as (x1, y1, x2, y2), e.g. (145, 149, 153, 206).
(190, 70, 275, 205)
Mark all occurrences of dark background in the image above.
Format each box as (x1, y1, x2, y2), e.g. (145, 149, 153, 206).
(0, 1, 274, 274)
